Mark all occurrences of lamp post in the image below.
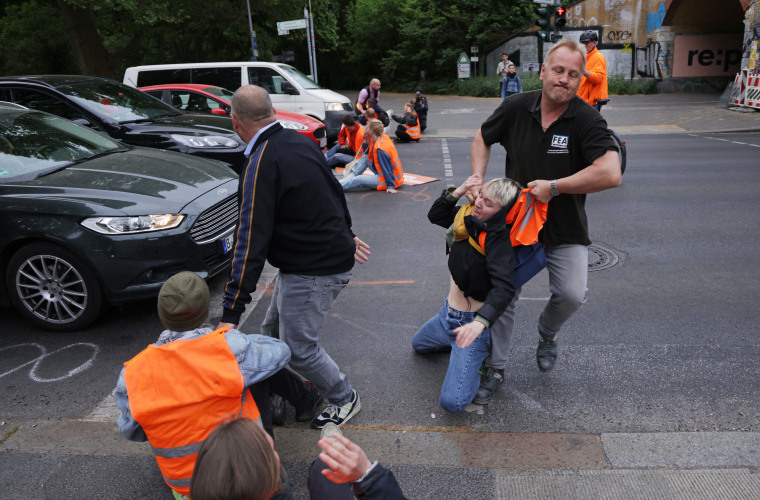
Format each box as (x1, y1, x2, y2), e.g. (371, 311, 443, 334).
(246, 0, 257, 61)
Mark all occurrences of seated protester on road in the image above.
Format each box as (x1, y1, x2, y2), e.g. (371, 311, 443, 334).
(411, 176, 520, 413)
(114, 272, 318, 499)
(326, 114, 362, 169)
(390, 103, 421, 143)
(410, 88, 428, 131)
(340, 120, 403, 194)
(192, 418, 408, 500)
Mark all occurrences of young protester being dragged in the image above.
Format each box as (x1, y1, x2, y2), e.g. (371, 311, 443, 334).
(411, 175, 521, 412)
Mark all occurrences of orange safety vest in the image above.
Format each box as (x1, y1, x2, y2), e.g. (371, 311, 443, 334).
(473, 188, 548, 250)
(353, 125, 366, 156)
(123, 327, 261, 496)
(372, 134, 404, 190)
(405, 112, 421, 140)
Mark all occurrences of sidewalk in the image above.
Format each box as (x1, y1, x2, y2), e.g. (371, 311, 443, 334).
(3, 416, 760, 499)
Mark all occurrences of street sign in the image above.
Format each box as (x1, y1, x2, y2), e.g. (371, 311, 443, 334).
(457, 52, 471, 79)
(277, 19, 307, 32)
(471, 46, 478, 54)
(471, 56, 479, 62)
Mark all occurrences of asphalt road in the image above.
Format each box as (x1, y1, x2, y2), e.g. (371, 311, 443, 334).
(2, 95, 760, 498)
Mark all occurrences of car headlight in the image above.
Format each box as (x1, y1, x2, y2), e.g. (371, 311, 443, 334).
(81, 214, 185, 234)
(278, 120, 308, 131)
(170, 134, 239, 148)
(325, 102, 346, 111)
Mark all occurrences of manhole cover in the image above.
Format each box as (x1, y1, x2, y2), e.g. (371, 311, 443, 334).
(588, 244, 619, 271)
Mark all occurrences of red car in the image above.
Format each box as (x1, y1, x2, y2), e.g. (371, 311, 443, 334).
(139, 83, 327, 149)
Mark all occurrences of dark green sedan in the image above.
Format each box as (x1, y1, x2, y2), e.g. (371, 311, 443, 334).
(0, 102, 239, 331)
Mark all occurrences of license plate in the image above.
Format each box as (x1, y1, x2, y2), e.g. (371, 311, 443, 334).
(319, 137, 327, 149)
(222, 234, 234, 253)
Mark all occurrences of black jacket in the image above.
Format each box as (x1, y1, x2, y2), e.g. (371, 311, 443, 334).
(222, 122, 356, 324)
(427, 189, 516, 324)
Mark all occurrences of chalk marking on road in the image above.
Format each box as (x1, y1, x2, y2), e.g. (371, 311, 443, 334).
(510, 388, 545, 411)
(0, 342, 99, 383)
(519, 296, 551, 301)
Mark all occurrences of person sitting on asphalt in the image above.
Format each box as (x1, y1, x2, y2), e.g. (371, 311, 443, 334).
(340, 119, 403, 194)
(114, 271, 318, 499)
(410, 88, 428, 132)
(411, 176, 520, 413)
(390, 103, 421, 143)
(357, 98, 390, 129)
(325, 114, 363, 169)
(190, 418, 408, 500)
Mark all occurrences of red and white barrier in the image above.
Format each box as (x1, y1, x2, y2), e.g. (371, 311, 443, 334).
(745, 75, 760, 110)
(729, 69, 748, 106)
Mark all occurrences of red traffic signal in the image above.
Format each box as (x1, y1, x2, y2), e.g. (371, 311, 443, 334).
(555, 6, 567, 28)
(556, 6, 567, 16)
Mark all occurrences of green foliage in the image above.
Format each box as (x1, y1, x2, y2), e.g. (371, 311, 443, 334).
(608, 75, 658, 95)
(0, 1, 77, 75)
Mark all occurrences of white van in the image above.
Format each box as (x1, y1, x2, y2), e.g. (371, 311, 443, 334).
(123, 62, 353, 140)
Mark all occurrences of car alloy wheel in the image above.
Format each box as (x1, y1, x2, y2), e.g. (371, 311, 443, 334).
(7, 243, 105, 331)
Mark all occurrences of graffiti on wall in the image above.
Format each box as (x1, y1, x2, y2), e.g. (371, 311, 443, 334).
(636, 41, 669, 78)
(647, 3, 666, 33)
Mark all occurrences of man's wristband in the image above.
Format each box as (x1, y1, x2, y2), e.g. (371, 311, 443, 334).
(550, 179, 560, 197)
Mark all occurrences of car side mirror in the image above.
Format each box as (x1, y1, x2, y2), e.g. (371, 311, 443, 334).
(211, 108, 228, 115)
(281, 81, 299, 95)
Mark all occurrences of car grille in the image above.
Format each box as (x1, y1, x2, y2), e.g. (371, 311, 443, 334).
(342, 102, 353, 112)
(313, 126, 326, 140)
(190, 195, 238, 244)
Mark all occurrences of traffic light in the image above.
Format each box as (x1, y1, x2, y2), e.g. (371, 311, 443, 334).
(535, 6, 552, 41)
(555, 6, 568, 29)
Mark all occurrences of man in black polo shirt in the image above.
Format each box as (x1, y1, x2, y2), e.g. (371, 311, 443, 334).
(468, 39, 622, 404)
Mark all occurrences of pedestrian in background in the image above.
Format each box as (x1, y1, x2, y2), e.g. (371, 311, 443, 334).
(220, 85, 370, 429)
(503, 63, 523, 98)
(577, 30, 608, 111)
(468, 39, 621, 404)
(496, 52, 510, 100)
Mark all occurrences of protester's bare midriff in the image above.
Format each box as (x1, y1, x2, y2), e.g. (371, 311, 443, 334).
(447, 276, 484, 313)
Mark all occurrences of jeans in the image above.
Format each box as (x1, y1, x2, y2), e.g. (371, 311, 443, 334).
(486, 244, 588, 369)
(500, 78, 507, 99)
(261, 271, 353, 404)
(339, 157, 379, 192)
(412, 299, 491, 412)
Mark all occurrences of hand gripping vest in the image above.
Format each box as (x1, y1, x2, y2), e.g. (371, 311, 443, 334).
(372, 135, 404, 191)
(123, 327, 261, 496)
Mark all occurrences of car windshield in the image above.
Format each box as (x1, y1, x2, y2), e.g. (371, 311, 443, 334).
(276, 64, 322, 90)
(203, 87, 234, 99)
(59, 80, 177, 123)
(0, 109, 122, 181)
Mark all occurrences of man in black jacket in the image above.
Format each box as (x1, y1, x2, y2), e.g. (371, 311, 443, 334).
(219, 85, 370, 429)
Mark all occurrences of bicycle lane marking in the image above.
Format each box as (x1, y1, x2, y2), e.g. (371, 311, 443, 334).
(0, 342, 99, 382)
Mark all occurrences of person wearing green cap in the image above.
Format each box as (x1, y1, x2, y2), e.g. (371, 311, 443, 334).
(114, 271, 300, 499)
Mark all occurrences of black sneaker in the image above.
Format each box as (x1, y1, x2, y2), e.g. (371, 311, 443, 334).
(536, 335, 558, 372)
(473, 368, 504, 404)
(271, 393, 286, 426)
(295, 381, 324, 423)
(311, 389, 361, 429)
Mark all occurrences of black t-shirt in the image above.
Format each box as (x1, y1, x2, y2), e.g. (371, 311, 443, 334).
(480, 90, 617, 247)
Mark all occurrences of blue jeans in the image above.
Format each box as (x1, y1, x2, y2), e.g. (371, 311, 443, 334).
(500, 78, 507, 99)
(339, 157, 379, 192)
(260, 270, 353, 404)
(412, 299, 491, 412)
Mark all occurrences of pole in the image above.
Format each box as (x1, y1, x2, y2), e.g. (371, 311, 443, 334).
(304, 7, 314, 79)
(246, 0, 257, 61)
(308, 0, 318, 83)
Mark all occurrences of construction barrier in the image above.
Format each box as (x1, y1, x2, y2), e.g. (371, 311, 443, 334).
(745, 75, 760, 110)
(729, 69, 748, 107)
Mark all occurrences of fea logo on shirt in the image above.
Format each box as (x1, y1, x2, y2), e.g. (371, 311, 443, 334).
(548, 134, 569, 154)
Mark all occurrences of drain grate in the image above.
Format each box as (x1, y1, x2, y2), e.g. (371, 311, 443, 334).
(588, 244, 619, 271)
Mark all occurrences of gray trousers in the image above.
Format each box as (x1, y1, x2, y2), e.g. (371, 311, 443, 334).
(486, 244, 588, 369)
(261, 270, 353, 404)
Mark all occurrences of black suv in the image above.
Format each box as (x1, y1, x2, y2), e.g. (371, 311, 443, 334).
(0, 75, 247, 174)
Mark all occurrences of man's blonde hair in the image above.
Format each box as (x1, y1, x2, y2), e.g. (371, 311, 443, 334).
(545, 38, 586, 68)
